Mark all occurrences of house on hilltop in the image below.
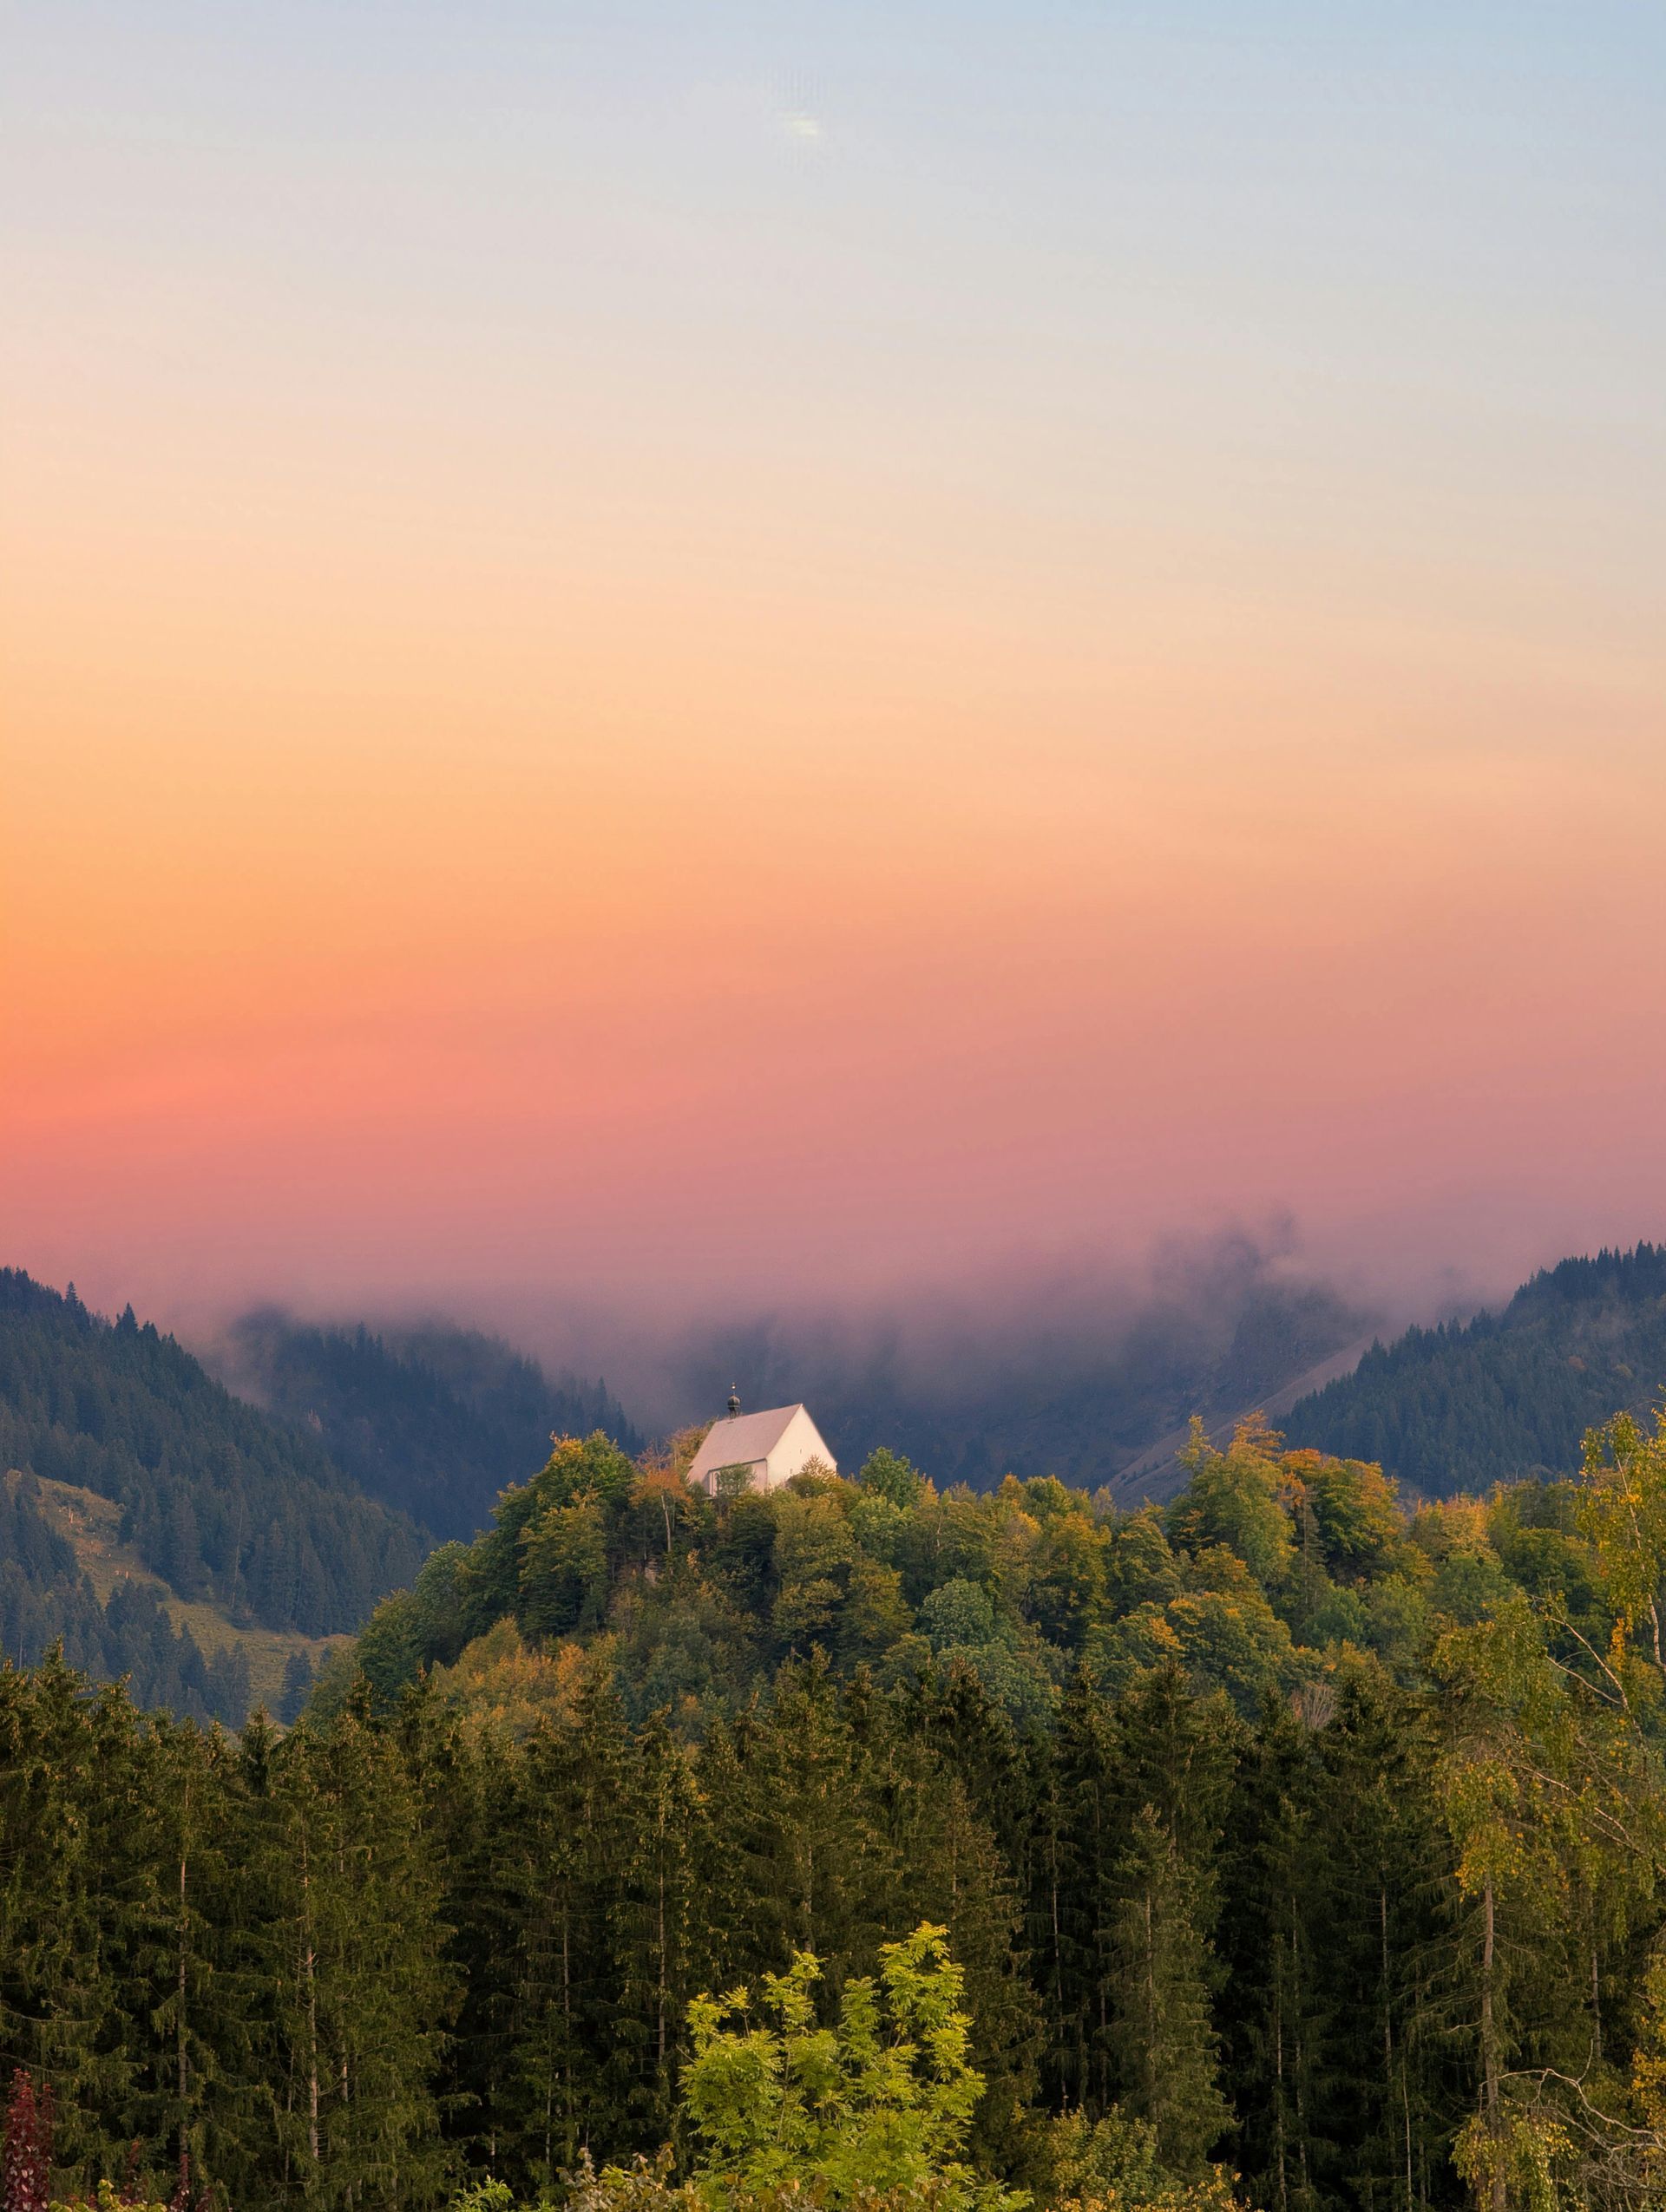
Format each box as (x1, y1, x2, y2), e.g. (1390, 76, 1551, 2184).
(685, 1397, 837, 1496)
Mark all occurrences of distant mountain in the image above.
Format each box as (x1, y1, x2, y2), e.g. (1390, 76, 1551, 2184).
(1282, 1243, 1666, 1495)
(218, 1312, 641, 1541)
(0, 1269, 429, 1720)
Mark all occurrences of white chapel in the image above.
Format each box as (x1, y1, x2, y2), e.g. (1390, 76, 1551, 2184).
(685, 1395, 837, 1496)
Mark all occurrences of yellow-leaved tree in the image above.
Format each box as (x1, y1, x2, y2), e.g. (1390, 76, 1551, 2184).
(679, 1925, 1020, 2212)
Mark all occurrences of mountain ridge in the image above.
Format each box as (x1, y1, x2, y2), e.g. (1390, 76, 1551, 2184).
(0, 1267, 428, 1635)
(0, 1268, 435, 1719)
(214, 1309, 642, 1541)
(1282, 1241, 1666, 1493)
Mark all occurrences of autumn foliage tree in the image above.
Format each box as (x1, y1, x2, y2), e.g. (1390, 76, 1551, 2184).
(3, 2071, 53, 2212)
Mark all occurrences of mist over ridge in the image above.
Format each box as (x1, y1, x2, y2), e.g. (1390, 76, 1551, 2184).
(200, 1216, 1486, 1495)
(194, 1212, 1663, 1504)
(646, 1221, 1374, 1489)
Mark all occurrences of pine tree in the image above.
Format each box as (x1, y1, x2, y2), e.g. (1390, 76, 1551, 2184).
(0, 1654, 148, 2179)
(1106, 1805, 1233, 2176)
(1033, 1678, 1120, 2117)
(138, 1721, 263, 2203)
(1216, 1701, 1333, 2212)
(243, 1696, 456, 2209)
(698, 1657, 902, 1987)
(608, 1715, 711, 2146)
(398, 1700, 518, 2184)
(882, 1734, 1038, 2169)
(502, 1656, 633, 2183)
(1318, 1664, 1460, 2212)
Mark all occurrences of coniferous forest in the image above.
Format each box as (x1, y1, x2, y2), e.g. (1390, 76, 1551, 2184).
(0, 1274, 632, 1724)
(0, 1270, 427, 1641)
(216, 1312, 641, 1544)
(10, 10, 1663, 2209)
(1284, 1247, 1666, 1497)
(10, 1405, 1666, 2212)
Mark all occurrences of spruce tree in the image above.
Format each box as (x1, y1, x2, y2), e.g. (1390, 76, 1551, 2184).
(1105, 1805, 1233, 2176)
(502, 1656, 633, 2183)
(1036, 1678, 1121, 2117)
(607, 1715, 712, 2147)
(244, 1697, 456, 2209)
(1216, 1701, 1334, 2212)
(139, 1721, 263, 2202)
(699, 1656, 902, 1986)
(0, 1656, 146, 2180)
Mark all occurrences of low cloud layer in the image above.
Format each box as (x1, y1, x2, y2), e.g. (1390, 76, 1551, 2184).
(172, 1211, 1559, 1496)
(643, 1221, 1380, 1489)
(226, 1218, 1414, 1495)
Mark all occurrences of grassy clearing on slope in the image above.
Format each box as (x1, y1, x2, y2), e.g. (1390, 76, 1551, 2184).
(27, 1474, 348, 1711)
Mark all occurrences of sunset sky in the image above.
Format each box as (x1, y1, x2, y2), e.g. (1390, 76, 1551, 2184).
(4, 3, 1665, 1352)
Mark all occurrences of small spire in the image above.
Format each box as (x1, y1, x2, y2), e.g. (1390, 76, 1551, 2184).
(727, 1384, 741, 1417)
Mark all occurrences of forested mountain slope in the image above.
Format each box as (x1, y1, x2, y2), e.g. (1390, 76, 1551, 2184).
(218, 1310, 640, 1540)
(0, 1270, 428, 1657)
(1282, 1241, 1666, 1495)
(0, 1466, 264, 1724)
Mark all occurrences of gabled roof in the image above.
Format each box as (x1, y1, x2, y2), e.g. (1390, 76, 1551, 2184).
(685, 1403, 810, 1483)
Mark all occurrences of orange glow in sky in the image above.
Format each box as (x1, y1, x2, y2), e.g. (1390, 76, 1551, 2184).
(4, 4, 1665, 1338)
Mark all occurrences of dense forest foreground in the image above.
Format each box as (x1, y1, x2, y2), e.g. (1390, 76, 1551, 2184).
(10, 1410, 1666, 2212)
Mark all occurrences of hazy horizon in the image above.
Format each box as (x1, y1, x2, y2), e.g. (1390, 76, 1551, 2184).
(5, 1208, 1616, 1442)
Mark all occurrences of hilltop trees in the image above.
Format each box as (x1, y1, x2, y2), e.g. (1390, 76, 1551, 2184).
(360, 1422, 1438, 1733)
